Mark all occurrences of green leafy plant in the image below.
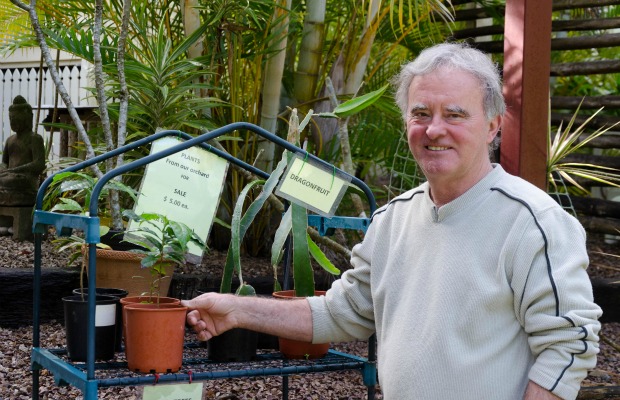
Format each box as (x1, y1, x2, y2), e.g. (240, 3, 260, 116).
(52, 235, 112, 302)
(270, 111, 341, 297)
(48, 171, 138, 298)
(548, 102, 620, 194)
(121, 210, 206, 304)
(220, 111, 345, 299)
(44, 171, 138, 219)
(219, 153, 291, 297)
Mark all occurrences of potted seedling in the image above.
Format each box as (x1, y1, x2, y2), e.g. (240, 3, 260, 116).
(120, 210, 206, 304)
(220, 110, 341, 360)
(44, 170, 154, 296)
(261, 94, 382, 358)
(119, 210, 206, 373)
(46, 172, 138, 358)
(56, 233, 122, 361)
(206, 152, 291, 362)
(268, 112, 341, 359)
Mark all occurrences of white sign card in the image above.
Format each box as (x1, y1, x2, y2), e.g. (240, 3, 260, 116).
(275, 153, 351, 217)
(141, 382, 203, 400)
(129, 137, 228, 257)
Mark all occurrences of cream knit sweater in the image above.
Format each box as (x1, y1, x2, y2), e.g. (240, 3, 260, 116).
(308, 165, 601, 400)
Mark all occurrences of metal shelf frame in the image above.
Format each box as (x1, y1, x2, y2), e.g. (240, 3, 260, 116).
(31, 122, 378, 400)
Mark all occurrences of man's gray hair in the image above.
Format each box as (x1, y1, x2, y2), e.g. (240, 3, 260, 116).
(392, 42, 506, 122)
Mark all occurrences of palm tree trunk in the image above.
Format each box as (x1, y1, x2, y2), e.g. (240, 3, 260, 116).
(109, 0, 132, 231)
(293, 0, 326, 104)
(182, 0, 204, 59)
(343, 0, 380, 94)
(93, 0, 114, 173)
(257, 0, 292, 172)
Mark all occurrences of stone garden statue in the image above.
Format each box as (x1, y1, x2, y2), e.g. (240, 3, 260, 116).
(0, 95, 46, 206)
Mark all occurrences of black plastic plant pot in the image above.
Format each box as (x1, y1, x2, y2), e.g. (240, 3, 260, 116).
(72, 288, 129, 352)
(100, 229, 145, 252)
(62, 294, 119, 362)
(207, 328, 258, 362)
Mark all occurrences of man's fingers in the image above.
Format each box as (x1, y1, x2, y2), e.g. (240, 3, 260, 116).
(185, 308, 200, 322)
(197, 330, 212, 341)
(185, 310, 207, 332)
(180, 299, 194, 309)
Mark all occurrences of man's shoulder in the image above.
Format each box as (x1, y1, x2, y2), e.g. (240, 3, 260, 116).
(491, 169, 564, 213)
(371, 185, 426, 221)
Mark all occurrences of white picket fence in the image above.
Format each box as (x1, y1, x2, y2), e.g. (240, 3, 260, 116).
(0, 64, 92, 159)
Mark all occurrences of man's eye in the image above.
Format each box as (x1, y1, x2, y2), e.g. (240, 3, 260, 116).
(410, 112, 430, 119)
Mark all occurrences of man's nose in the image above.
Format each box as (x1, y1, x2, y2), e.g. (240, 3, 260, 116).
(425, 116, 447, 139)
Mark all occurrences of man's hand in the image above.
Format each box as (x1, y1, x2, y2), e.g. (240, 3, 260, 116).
(182, 293, 239, 341)
(524, 381, 562, 400)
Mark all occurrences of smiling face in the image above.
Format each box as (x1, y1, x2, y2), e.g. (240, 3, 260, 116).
(406, 67, 501, 203)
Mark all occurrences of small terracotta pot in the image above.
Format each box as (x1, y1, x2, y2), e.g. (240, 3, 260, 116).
(119, 296, 181, 354)
(272, 290, 330, 359)
(123, 302, 188, 373)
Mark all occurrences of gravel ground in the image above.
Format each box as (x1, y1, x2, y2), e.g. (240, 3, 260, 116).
(0, 233, 618, 399)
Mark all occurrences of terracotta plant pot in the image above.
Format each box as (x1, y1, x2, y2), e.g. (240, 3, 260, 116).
(119, 296, 181, 354)
(62, 294, 119, 362)
(90, 248, 174, 297)
(272, 290, 330, 359)
(123, 302, 188, 373)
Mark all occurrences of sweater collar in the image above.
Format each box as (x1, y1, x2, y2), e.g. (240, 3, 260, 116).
(425, 164, 505, 222)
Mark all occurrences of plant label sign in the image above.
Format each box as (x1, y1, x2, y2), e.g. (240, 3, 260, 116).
(142, 382, 203, 400)
(131, 137, 228, 257)
(275, 153, 350, 217)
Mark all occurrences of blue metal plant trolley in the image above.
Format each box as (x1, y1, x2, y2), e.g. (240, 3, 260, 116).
(31, 122, 378, 400)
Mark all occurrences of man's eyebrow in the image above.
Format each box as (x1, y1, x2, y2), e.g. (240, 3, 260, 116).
(409, 104, 428, 113)
(445, 105, 470, 116)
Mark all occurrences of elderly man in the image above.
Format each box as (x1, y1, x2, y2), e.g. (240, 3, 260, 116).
(183, 43, 601, 400)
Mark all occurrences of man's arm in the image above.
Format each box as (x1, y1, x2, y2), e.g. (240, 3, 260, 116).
(182, 293, 313, 342)
(514, 209, 601, 400)
(524, 381, 561, 400)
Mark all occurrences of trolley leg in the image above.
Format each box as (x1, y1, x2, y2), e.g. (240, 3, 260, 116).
(32, 369, 40, 400)
(32, 233, 43, 400)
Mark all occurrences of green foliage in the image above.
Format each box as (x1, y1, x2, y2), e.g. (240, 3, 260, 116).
(106, 20, 225, 136)
(548, 101, 620, 195)
(44, 171, 138, 218)
(319, 84, 390, 119)
(269, 152, 340, 297)
(220, 153, 289, 295)
(122, 210, 206, 302)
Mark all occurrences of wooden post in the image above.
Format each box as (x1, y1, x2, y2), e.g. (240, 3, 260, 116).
(501, 0, 553, 190)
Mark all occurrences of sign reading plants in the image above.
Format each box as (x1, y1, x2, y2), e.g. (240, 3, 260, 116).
(275, 153, 350, 217)
(130, 137, 228, 257)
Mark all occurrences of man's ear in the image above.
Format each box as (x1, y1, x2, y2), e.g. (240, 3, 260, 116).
(487, 115, 502, 144)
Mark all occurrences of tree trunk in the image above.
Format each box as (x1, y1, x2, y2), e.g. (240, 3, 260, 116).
(293, 0, 326, 105)
(257, 0, 292, 172)
(182, 0, 204, 59)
